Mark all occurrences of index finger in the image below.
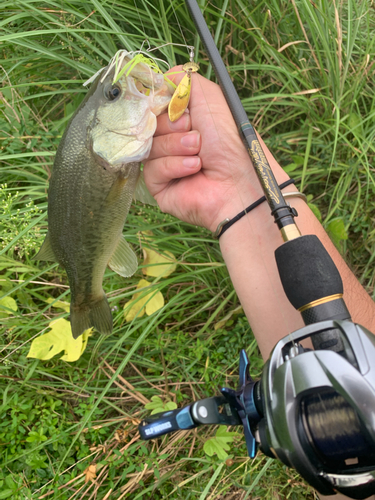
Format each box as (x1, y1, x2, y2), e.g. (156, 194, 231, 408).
(154, 112, 191, 137)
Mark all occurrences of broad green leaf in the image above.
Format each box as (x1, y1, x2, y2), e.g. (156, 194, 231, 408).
(17, 289, 34, 308)
(5, 476, 16, 491)
(283, 163, 299, 174)
(292, 155, 305, 165)
(326, 217, 348, 249)
(45, 298, 70, 313)
(0, 278, 12, 292)
(124, 279, 164, 322)
(27, 318, 91, 362)
(348, 112, 361, 132)
(0, 296, 18, 315)
(308, 202, 322, 222)
(203, 426, 240, 460)
(326, 218, 348, 240)
(144, 395, 164, 410)
(0, 490, 14, 499)
(144, 395, 178, 415)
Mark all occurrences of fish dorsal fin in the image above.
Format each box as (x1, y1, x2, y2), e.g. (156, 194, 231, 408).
(133, 171, 158, 206)
(108, 236, 138, 277)
(33, 233, 57, 262)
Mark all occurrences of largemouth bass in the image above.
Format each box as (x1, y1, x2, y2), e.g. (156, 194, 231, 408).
(35, 53, 173, 338)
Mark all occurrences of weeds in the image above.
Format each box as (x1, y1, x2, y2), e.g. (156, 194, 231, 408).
(1, 0, 374, 498)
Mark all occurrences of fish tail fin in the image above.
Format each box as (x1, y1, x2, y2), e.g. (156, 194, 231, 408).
(70, 295, 113, 339)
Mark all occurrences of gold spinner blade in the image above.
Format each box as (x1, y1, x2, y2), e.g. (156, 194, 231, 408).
(168, 62, 199, 122)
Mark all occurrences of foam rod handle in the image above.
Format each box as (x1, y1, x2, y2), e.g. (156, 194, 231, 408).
(275, 235, 351, 351)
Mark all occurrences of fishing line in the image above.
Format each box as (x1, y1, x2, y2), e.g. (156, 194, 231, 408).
(146, 42, 195, 56)
(169, 0, 191, 60)
(133, 0, 146, 45)
(302, 390, 373, 461)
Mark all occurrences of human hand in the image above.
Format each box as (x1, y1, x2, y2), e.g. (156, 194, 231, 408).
(144, 67, 265, 233)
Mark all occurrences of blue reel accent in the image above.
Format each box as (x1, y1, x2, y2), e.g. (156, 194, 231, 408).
(221, 349, 261, 458)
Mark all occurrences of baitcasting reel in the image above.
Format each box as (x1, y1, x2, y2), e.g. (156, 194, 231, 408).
(139, 320, 375, 499)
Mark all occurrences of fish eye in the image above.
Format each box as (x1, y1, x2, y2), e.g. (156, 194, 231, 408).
(104, 84, 121, 101)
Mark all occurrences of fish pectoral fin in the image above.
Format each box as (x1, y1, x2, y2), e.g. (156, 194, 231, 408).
(133, 171, 158, 206)
(108, 236, 138, 277)
(33, 233, 57, 262)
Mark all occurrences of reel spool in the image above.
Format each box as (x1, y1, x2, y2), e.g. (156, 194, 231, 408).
(302, 390, 373, 462)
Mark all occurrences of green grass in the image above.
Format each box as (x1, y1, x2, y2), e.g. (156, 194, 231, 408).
(1, 0, 374, 498)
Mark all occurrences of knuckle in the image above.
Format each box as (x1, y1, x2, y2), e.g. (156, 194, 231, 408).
(162, 133, 177, 156)
(160, 155, 174, 177)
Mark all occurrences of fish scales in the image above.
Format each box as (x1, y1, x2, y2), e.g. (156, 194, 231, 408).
(35, 55, 173, 338)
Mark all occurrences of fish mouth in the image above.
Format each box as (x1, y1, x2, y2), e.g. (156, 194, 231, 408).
(134, 80, 153, 96)
(110, 137, 153, 165)
(94, 136, 153, 165)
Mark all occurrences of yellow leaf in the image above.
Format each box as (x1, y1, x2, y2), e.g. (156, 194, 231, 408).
(145, 289, 164, 315)
(60, 328, 91, 362)
(140, 230, 153, 239)
(0, 296, 18, 315)
(125, 301, 146, 322)
(142, 248, 176, 278)
(139, 230, 177, 278)
(27, 318, 91, 362)
(84, 464, 97, 483)
(124, 279, 164, 322)
(45, 298, 70, 313)
(124, 279, 149, 322)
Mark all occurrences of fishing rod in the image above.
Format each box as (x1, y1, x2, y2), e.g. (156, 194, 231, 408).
(139, 1, 375, 498)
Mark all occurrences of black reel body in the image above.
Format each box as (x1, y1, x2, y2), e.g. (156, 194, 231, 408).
(259, 320, 375, 499)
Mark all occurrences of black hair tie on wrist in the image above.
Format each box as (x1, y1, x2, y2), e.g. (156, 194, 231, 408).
(214, 178, 297, 239)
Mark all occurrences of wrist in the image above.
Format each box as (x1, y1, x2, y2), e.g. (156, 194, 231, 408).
(213, 179, 297, 238)
(209, 135, 292, 234)
(208, 174, 263, 233)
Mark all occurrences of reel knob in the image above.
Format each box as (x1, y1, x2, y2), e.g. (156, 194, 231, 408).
(221, 349, 262, 458)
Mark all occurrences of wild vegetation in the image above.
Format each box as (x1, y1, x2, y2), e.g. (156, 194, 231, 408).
(1, 0, 374, 498)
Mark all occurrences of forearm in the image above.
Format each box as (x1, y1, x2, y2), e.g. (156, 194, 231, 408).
(218, 138, 375, 358)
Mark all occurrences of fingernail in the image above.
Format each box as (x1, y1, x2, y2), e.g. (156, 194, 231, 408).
(182, 156, 200, 168)
(181, 131, 200, 148)
(169, 113, 190, 131)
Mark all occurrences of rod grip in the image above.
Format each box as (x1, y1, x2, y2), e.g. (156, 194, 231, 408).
(275, 235, 350, 351)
